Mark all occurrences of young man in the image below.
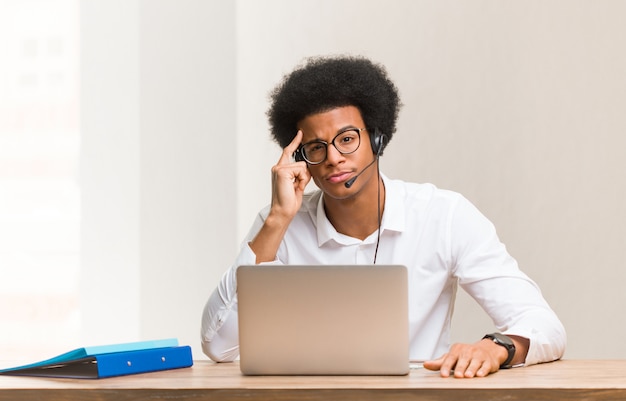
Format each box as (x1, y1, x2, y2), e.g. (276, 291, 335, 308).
(201, 56, 566, 378)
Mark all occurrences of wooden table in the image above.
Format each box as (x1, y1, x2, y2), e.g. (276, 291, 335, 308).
(1, 359, 625, 400)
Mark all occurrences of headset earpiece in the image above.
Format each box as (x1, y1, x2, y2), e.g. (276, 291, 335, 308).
(294, 147, 304, 162)
(370, 129, 387, 156)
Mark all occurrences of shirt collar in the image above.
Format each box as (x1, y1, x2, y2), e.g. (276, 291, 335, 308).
(314, 173, 406, 247)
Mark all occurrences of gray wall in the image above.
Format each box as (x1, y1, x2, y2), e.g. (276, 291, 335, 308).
(82, 0, 626, 359)
(80, 0, 237, 350)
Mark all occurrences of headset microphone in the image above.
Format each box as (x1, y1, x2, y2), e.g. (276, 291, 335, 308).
(344, 156, 378, 188)
(345, 130, 386, 189)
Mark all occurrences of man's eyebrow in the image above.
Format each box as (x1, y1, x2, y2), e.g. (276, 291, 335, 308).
(337, 124, 360, 132)
(298, 125, 361, 141)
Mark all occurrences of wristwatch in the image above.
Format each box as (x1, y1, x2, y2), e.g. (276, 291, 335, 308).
(483, 333, 515, 368)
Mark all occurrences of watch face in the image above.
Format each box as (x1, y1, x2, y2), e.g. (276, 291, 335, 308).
(491, 333, 514, 347)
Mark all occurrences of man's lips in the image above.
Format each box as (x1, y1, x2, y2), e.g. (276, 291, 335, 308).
(326, 171, 353, 184)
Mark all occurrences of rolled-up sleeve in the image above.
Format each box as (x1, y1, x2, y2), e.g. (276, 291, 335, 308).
(450, 195, 566, 365)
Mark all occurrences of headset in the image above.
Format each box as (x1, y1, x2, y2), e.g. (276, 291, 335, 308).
(370, 128, 387, 156)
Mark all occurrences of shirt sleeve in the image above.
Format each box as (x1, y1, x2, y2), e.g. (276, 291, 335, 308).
(200, 207, 284, 362)
(200, 242, 255, 362)
(449, 195, 566, 366)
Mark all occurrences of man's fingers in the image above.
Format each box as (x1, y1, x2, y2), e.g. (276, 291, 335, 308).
(424, 347, 495, 378)
(424, 355, 454, 377)
(279, 130, 303, 164)
(422, 357, 443, 371)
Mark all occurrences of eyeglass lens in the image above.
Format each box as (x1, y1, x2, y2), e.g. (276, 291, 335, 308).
(301, 129, 361, 164)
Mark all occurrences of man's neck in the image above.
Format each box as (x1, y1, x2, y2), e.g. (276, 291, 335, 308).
(323, 176, 385, 241)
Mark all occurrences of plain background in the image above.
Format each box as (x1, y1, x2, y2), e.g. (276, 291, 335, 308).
(80, 0, 625, 359)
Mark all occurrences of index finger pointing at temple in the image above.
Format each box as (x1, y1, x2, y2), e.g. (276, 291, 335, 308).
(279, 130, 303, 164)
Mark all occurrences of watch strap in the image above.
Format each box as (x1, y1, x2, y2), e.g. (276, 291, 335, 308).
(483, 333, 515, 368)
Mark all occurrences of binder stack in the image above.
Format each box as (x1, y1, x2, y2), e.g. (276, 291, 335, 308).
(0, 338, 193, 379)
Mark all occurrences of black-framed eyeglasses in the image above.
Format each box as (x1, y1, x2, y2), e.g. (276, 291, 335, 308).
(295, 128, 365, 165)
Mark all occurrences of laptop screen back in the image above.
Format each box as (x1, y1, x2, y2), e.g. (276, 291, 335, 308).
(236, 264, 409, 375)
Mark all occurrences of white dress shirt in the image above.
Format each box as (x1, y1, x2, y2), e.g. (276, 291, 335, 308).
(201, 175, 566, 365)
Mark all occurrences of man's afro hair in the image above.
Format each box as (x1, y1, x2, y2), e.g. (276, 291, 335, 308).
(267, 55, 401, 150)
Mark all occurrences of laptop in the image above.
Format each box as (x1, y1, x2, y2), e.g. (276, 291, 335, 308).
(236, 264, 409, 375)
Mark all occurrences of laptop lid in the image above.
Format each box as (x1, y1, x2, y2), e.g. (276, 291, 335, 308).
(236, 264, 409, 375)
